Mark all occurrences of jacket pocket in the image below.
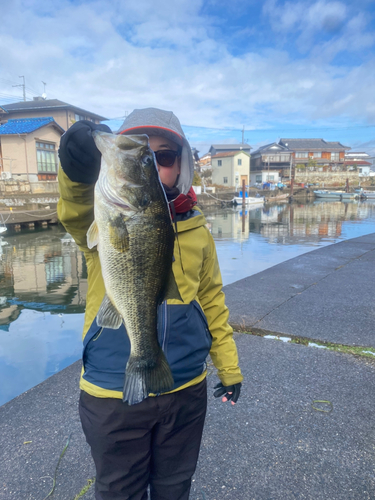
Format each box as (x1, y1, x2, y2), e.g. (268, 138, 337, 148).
(165, 300, 212, 389)
(82, 318, 130, 392)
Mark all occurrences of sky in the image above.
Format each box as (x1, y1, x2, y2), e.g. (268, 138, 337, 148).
(0, 0, 374, 156)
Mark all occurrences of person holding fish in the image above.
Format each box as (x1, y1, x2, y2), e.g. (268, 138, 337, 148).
(58, 108, 243, 500)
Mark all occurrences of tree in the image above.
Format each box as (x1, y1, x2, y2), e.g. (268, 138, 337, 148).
(192, 171, 202, 186)
(307, 157, 317, 171)
(200, 169, 212, 181)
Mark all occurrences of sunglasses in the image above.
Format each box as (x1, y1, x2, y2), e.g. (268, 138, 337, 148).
(154, 149, 181, 168)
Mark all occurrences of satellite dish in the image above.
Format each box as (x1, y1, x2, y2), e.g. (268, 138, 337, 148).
(42, 93, 47, 99)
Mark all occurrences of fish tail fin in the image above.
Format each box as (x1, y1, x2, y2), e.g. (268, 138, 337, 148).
(123, 349, 174, 405)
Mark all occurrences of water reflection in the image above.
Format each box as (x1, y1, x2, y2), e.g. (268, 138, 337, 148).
(209, 200, 375, 244)
(0, 226, 87, 328)
(206, 199, 375, 285)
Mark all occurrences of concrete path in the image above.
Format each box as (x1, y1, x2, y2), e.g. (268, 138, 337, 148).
(225, 233, 375, 347)
(1, 234, 375, 499)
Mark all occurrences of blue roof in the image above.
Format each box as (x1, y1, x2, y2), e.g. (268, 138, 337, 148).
(0, 117, 61, 135)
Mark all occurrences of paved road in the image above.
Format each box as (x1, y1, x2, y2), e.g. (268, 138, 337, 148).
(1, 234, 375, 499)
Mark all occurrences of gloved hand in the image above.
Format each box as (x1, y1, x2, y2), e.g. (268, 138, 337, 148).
(58, 120, 111, 184)
(213, 382, 242, 405)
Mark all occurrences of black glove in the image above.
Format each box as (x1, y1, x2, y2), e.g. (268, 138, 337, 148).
(213, 382, 242, 404)
(58, 120, 111, 184)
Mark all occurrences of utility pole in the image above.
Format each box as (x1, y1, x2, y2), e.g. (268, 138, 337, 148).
(42, 81, 47, 97)
(290, 154, 295, 200)
(12, 76, 26, 101)
(242, 125, 245, 144)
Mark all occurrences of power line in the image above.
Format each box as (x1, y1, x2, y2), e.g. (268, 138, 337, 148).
(180, 123, 375, 133)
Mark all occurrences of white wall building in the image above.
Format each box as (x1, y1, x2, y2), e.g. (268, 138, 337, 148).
(211, 151, 250, 188)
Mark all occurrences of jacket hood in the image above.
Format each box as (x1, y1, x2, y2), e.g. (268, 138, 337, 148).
(118, 108, 194, 195)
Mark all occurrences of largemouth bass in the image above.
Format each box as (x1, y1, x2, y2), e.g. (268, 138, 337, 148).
(87, 132, 180, 405)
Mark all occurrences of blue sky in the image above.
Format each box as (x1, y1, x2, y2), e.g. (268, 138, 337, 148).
(0, 0, 374, 155)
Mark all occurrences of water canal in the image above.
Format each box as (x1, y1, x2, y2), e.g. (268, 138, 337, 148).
(1, 199, 375, 405)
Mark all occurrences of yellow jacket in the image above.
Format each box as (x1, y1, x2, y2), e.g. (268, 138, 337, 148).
(58, 168, 243, 399)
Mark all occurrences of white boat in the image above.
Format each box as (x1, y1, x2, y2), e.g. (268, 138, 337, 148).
(361, 190, 375, 199)
(314, 190, 359, 200)
(232, 191, 265, 205)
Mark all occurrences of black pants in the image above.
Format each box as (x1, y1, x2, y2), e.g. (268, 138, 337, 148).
(79, 379, 207, 500)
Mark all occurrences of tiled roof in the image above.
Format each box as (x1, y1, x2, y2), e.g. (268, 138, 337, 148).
(210, 143, 251, 150)
(2, 99, 107, 121)
(279, 138, 350, 150)
(252, 142, 291, 155)
(344, 160, 372, 166)
(0, 117, 63, 135)
(212, 151, 249, 158)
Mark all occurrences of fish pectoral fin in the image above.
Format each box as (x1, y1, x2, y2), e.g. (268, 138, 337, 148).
(109, 219, 130, 252)
(163, 269, 183, 302)
(87, 221, 99, 249)
(97, 295, 123, 329)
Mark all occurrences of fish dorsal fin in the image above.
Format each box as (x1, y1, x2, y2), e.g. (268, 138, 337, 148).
(97, 294, 123, 329)
(87, 221, 99, 249)
(164, 268, 183, 302)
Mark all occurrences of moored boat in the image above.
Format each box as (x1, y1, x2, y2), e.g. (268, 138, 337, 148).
(314, 190, 359, 200)
(232, 196, 265, 206)
(232, 190, 265, 206)
(361, 190, 375, 199)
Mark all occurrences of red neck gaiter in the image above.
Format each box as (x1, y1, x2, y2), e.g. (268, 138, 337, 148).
(163, 185, 197, 215)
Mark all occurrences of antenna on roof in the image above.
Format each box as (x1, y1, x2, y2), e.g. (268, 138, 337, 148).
(42, 81, 47, 99)
(13, 76, 26, 101)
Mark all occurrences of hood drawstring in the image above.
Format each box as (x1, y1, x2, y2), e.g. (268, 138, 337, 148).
(169, 200, 185, 276)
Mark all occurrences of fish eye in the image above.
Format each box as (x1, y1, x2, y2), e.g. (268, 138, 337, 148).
(141, 154, 153, 166)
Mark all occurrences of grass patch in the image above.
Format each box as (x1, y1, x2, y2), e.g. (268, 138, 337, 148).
(290, 337, 309, 346)
(73, 478, 95, 500)
(321, 342, 375, 359)
(290, 337, 375, 359)
(235, 329, 375, 360)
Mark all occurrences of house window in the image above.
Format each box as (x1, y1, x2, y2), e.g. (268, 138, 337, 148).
(296, 152, 308, 158)
(331, 152, 339, 161)
(36, 142, 57, 173)
(313, 152, 322, 158)
(218, 160, 222, 166)
(223, 177, 228, 184)
(358, 168, 362, 173)
(237, 159, 242, 166)
(256, 175, 262, 182)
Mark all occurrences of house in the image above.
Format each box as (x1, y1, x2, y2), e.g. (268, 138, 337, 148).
(278, 138, 350, 170)
(211, 151, 250, 188)
(198, 153, 211, 173)
(0, 117, 65, 181)
(344, 160, 374, 177)
(344, 152, 375, 176)
(209, 143, 251, 156)
(250, 142, 292, 185)
(0, 98, 107, 131)
(251, 138, 351, 183)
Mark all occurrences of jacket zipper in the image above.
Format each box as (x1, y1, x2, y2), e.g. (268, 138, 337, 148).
(161, 301, 168, 353)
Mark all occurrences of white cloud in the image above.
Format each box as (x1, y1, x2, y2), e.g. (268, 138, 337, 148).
(0, 0, 374, 138)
